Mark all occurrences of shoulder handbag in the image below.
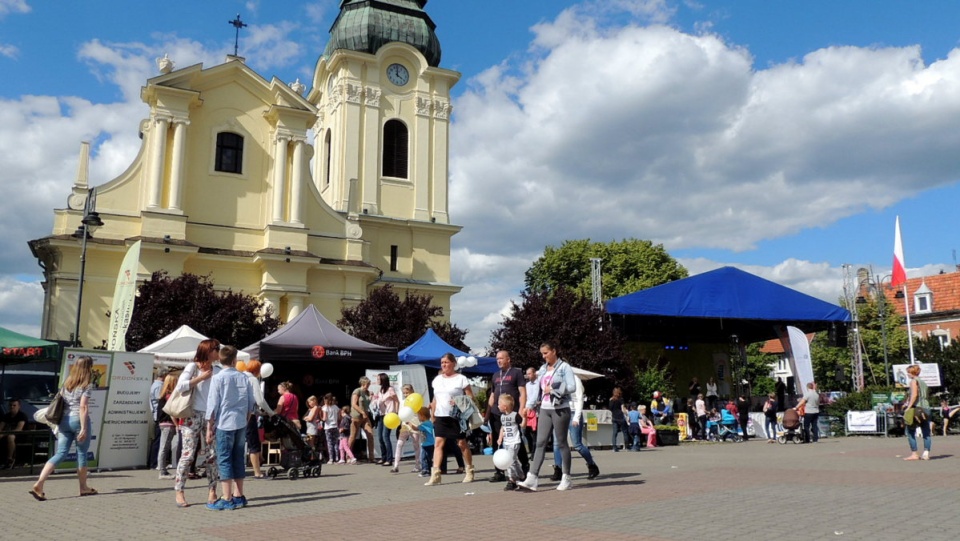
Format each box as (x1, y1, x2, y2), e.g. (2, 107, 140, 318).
(903, 407, 915, 426)
(34, 389, 66, 429)
(162, 387, 194, 419)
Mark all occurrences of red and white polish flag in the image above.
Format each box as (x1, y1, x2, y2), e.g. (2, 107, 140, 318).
(892, 216, 907, 287)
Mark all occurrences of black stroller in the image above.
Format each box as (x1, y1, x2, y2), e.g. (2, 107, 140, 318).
(262, 415, 323, 480)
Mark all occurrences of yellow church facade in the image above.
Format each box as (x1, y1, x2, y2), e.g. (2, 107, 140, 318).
(29, 1, 461, 347)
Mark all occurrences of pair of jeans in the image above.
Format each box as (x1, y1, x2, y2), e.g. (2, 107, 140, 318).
(906, 408, 932, 453)
(325, 428, 339, 462)
(157, 424, 180, 471)
(532, 407, 571, 476)
(376, 420, 395, 462)
(803, 412, 820, 443)
(611, 418, 629, 449)
(49, 414, 91, 468)
(552, 415, 595, 466)
(215, 427, 246, 480)
(764, 416, 778, 440)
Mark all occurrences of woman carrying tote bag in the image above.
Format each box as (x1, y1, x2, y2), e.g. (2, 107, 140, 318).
(29, 356, 98, 501)
(172, 339, 221, 508)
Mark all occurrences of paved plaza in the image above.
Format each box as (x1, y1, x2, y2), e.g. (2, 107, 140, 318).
(1, 435, 958, 540)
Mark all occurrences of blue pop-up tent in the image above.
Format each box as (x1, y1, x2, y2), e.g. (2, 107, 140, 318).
(606, 266, 851, 344)
(398, 329, 498, 375)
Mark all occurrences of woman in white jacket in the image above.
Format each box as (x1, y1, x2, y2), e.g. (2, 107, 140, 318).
(518, 341, 577, 492)
(550, 373, 600, 480)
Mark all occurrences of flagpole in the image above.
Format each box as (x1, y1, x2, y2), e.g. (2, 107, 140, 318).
(901, 284, 916, 364)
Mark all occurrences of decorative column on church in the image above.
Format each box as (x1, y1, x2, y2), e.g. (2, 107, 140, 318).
(262, 294, 282, 321)
(168, 119, 189, 211)
(289, 137, 306, 225)
(287, 295, 304, 320)
(147, 116, 170, 208)
(272, 134, 289, 223)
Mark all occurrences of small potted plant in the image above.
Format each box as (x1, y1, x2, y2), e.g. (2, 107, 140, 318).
(655, 425, 680, 446)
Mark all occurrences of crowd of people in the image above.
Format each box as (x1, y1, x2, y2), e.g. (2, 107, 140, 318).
(20, 342, 948, 504)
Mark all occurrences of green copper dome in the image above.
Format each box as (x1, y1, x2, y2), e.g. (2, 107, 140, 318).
(323, 0, 442, 67)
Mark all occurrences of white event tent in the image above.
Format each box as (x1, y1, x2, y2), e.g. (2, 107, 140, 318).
(138, 325, 250, 368)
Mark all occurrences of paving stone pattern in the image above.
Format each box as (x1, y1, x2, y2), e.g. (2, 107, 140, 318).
(0, 436, 958, 540)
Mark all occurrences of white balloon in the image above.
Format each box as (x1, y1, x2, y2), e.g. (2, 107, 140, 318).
(398, 405, 416, 423)
(492, 448, 514, 470)
(260, 362, 274, 378)
(466, 356, 477, 367)
(456, 356, 467, 368)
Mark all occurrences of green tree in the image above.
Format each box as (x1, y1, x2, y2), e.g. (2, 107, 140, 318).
(337, 284, 469, 350)
(852, 295, 909, 385)
(524, 239, 688, 300)
(125, 271, 279, 351)
(743, 342, 777, 396)
(489, 287, 630, 401)
(913, 337, 960, 398)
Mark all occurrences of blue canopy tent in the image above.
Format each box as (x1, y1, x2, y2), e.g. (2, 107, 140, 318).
(398, 329, 498, 375)
(606, 267, 851, 344)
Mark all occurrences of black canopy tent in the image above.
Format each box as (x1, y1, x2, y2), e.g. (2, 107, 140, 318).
(242, 305, 396, 409)
(243, 304, 396, 364)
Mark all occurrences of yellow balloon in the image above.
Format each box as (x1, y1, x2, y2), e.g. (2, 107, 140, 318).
(236, 360, 246, 372)
(404, 392, 424, 412)
(383, 412, 401, 430)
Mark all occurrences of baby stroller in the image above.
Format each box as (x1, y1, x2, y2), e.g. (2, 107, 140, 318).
(262, 415, 323, 480)
(717, 409, 743, 442)
(777, 408, 804, 444)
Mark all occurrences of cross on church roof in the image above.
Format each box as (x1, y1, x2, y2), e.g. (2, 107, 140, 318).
(228, 14, 247, 57)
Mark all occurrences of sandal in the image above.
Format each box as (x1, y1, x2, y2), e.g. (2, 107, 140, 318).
(80, 488, 98, 497)
(29, 489, 46, 501)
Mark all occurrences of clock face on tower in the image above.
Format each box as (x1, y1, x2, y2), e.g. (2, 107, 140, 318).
(386, 63, 409, 86)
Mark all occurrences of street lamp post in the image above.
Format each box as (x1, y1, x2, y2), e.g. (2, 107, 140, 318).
(72, 189, 104, 346)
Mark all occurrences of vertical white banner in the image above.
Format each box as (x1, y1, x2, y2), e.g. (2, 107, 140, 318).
(778, 326, 815, 392)
(97, 351, 153, 469)
(107, 240, 141, 352)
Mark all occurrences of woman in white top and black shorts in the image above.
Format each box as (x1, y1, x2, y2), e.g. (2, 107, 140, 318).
(423, 353, 476, 486)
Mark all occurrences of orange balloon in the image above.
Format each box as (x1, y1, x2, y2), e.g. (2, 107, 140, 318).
(236, 360, 247, 372)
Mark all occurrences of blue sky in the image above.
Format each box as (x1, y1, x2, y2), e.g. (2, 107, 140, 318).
(2, 0, 960, 347)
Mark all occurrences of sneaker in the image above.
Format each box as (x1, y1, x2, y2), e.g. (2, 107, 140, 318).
(159, 472, 174, 480)
(231, 495, 247, 508)
(504, 481, 518, 491)
(337, 460, 346, 464)
(325, 460, 334, 465)
(390, 467, 399, 473)
(206, 498, 236, 511)
(921, 451, 930, 461)
(348, 459, 358, 465)
(557, 474, 572, 491)
(516, 472, 538, 492)
(418, 471, 429, 478)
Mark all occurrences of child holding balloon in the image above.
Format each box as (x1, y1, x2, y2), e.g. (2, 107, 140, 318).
(417, 407, 434, 478)
(391, 384, 422, 473)
(495, 394, 524, 491)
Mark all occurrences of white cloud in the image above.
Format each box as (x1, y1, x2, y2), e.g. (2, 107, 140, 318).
(0, 43, 17, 58)
(0, 277, 43, 335)
(0, 0, 29, 17)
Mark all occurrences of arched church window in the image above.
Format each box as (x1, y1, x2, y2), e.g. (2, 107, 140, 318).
(215, 132, 244, 174)
(382, 119, 408, 179)
(324, 129, 332, 187)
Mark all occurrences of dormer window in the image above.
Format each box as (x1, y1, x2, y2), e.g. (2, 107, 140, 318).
(215, 132, 244, 174)
(914, 282, 932, 314)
